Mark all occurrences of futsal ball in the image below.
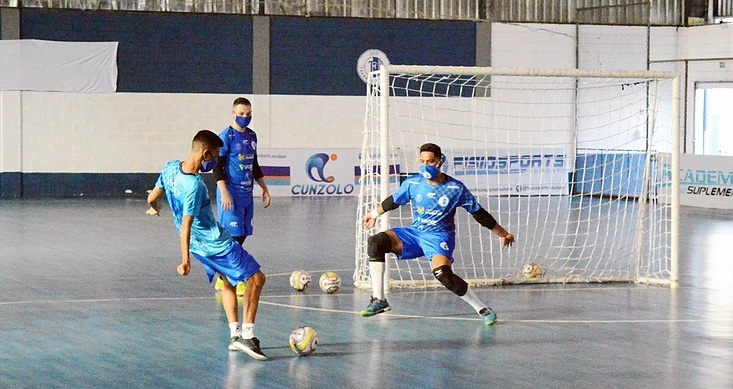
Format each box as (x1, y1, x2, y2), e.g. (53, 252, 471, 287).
(319, 272, 341, 294)
(522, 262, 543, 280)
(290, 270, 312, 292)
(289, 326, 318, 356)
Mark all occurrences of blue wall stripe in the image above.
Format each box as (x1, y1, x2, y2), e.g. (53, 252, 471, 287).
(0, 172, 22, 198)
(20, 173, 160, 198)
(270, 17, 476, 95)
(16, 11, 476, 96)
(12, 173, 222, 198)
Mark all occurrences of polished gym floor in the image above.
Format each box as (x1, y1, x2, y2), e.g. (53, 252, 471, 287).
(0, 197, 731, 388)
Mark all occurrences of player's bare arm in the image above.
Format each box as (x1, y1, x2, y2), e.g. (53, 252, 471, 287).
(213, 155, 233, 211)
(256, 177, 271, 208)
(491, 224, 515, 249)
(365, 196, 399, 229)
(471, 207, 514, 248)
(252, 155, 270, 208)
(364, 204, 383, 229)
(216, 180, 233, 211)
(178, 216, 193, 276)
(146, 187, 164, 216)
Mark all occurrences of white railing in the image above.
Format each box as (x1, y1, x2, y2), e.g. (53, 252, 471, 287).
(1, 0, 713, 25)
(718, 0, 733, 17)
(1, 0, 481, 19)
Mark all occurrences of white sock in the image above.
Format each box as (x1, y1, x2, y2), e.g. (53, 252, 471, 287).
(460, 287, 487, 314)
(229, 322, 241, 338)
(369, 261, 386, 300)
(241, 323, 255, 339)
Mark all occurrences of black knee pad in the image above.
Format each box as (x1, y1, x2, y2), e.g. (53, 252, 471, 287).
(367, 232, 392, 262)
(433, 265, 468, 296)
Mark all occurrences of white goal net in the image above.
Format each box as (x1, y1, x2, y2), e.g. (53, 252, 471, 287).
(355, 66, 679, 289)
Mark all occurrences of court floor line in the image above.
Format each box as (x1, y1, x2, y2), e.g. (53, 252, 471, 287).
(3, 295, 730, 325)
(260, 300, 733, 324)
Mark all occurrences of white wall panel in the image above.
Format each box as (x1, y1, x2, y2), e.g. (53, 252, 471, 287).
(5, 24, 732, 175)
(492, 23, 576, 69)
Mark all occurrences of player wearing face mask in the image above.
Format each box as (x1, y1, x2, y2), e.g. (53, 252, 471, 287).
(213, 97, 271, 296)
(361, 143, 515, 326)
(146, 130, 269, 361)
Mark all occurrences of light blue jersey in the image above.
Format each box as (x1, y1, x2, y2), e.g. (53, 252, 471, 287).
(392, 174, 481, 234)
(155, 160, 232, 257)
(218, 126, 258, 194)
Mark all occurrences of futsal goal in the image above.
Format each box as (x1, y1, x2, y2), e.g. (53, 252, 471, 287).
(354, 66, 679, 289)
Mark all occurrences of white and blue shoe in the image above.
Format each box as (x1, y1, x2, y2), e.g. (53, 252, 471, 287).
(479, 307, 497, 326)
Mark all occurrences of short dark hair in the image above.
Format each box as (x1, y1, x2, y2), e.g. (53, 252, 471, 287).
(192, 129, 223, 149)
(419, 143, 442, 158)
(233, 97, 251, 107)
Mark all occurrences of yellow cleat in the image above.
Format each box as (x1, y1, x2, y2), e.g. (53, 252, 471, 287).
(214, 277, 225, 292)
(236, 282, 246, 297)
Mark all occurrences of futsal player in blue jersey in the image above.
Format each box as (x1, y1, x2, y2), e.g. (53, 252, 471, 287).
(362, 143, 515, 325)
(213, 97, 271, 296)
(146, 130, 268, 360)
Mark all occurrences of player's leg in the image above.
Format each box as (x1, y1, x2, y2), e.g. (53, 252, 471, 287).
(231, 245, 267, 360)
(217, 188, 248, 243)
(215, 191, 249, 293)
(234, 195, 255, 296)
(214, 189, 228, 292)
(216, 275, 241, 333)
(426, 235, 497, 326)
(205, 243, 267, 360)
(366, 229, 401, 300)
(241, 270, 265, 324)
(362, 227, 420, 317)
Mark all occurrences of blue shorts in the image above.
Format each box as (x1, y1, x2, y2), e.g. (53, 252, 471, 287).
(217, 188, 254, 238)
(191, 240, 261, 285)
(392, 227, 455, 262)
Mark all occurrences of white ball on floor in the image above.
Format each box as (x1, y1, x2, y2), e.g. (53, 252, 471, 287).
(290, 270, 312, 291)
(319, 272, 341, 294)
(289, 326, 318, 356)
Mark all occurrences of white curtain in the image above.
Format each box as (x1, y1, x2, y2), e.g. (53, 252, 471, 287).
(0, 40, 118, 93)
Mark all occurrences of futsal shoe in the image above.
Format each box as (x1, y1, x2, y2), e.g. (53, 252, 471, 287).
(361, 297, 391, 317)
(229, 336, 268, 361)
(215, 277, 225, 292)
(236, 282, 246, 297)
(479, 307, 497, 326)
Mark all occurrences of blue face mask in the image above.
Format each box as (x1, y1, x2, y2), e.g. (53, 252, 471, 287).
(419, 164, 440, 180)
(235, 115, 251, 129)
(201, 155, 217, 172)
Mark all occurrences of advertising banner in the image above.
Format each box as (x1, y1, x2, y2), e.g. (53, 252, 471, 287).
(258, 149, 360, 197)
(679, 154, 733, 209)
(442, 148, 571, 196)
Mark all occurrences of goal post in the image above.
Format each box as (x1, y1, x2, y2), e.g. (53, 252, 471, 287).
(354, 65, 679, 290)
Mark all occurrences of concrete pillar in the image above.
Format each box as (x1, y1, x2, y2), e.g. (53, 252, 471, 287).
(252, 15, 270, 95)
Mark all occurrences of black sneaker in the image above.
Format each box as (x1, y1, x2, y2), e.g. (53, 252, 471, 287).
(229, 336, 268, 361)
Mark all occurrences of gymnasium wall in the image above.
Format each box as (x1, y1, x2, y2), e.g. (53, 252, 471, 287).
(1, 9, 733, 197)
(19, 10, 253, 93)
(0, 9, 479, 197)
